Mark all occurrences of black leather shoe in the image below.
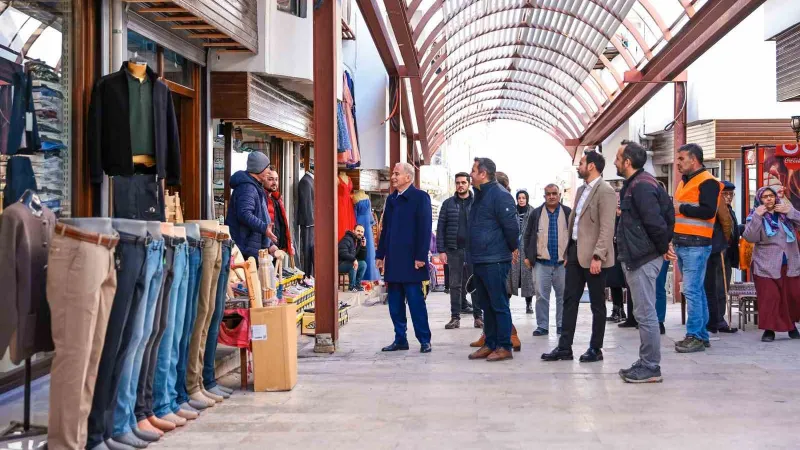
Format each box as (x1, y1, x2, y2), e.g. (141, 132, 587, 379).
(541, 347, 573, 361)
(618, 320, 638, 328)
(382, 342, 410, 352)
(659, 322, 666, 335)
(420, 343, 432, 353)
(579, 348, 604, 363)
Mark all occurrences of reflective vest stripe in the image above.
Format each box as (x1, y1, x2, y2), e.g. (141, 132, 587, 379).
(675, 217, 715, 229)
(674, 171, 721, 239)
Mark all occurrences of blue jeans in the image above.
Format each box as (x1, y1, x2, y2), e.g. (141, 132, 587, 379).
(175, 242, 203, 410)
(203, 241, 232, 390)
(339, 261, 366, 289)
(152, 242, 188, 417)
(675, 245, 711, 342)
(472, 262, 513, 351)
(113, 239, 164, 437)
(655, 259, 669, 323)
(387, 283, 431, 345)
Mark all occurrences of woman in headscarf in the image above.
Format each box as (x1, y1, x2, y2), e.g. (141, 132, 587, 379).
(509, 190, 536, 313)
(742, 186, 800, 342)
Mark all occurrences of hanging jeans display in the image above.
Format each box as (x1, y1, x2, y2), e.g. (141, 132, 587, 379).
(113, 238, 164, 438)
(152, 241, 189, 418)
(186, 234, 222, 395)
(203, 239, 232, 390)
(135, 235, 180, 422)
(86, 233, 149, 450)
(175, 238, 203, 409)
(46, 227, 118, 450)
(113, 174, 165, 222)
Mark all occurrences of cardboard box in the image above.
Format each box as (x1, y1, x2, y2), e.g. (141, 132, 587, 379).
(250, 305, 297, 391)
(301, 312, 316, 336)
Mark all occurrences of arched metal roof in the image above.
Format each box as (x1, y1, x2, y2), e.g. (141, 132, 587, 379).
(406, 0, 706, 154)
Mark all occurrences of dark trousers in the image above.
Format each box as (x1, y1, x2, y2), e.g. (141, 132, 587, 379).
(87, 233, 148, 449)
(300, 226, 314, 276)
(203, 241, 232, 390)
(472, 262, 513, 351)
(135, 241, 176, 421)
(446, 249, 476, 319)
(610, 287, 624, 309)
(387, 283, 431, 345)
(176, 242, 203, 407)
(705, 252, 727, 330)
(112, 174, 165, 222)
(443, 263, 449, 289)
(559, 241, 608, 350)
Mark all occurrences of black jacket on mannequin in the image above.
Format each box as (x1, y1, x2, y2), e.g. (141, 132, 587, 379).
(297, 172, 315, 226)
(88, 62, 181, 185)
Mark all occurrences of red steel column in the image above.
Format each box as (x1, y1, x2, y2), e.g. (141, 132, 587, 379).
(673, 80, 687, 323)
(389, 76, 402, 170)
(312, 0, 338, 352)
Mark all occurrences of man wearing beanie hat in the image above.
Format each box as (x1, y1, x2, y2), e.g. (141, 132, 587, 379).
(226, 151, 278, 262)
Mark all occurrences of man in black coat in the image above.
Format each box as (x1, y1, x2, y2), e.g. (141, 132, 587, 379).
(716, 181, 741, 332)
(338, 225, 367, 292)
(437, 172, 480, 330)
(612, 141, 674, 383)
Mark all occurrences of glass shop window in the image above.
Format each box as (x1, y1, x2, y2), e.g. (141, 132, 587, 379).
(277, 0, 307, 18)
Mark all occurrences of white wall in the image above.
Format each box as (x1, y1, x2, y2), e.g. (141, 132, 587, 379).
(342, 8, 389, 170)
(209, 0, 313, 82)
(764, 0, 800, 39)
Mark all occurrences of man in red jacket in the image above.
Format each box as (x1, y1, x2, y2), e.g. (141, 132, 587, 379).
(265, 167, 294, 257)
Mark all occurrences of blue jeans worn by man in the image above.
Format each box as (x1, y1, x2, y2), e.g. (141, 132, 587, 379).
(472, 262, 513, 352)
(676, 245, 712, 345)
(203, 240, 233, 393)
(339, 261, 366, 290)
(112, 238, 164, 443)
(153, 241, 188, 418)
(655, 259, 669, 323)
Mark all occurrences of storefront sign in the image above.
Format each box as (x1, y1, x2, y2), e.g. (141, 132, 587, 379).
(358, 169, 381, 191)
(778, 143, 800, 169)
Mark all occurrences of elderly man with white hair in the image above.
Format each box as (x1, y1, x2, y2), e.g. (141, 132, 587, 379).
(376, 162, 434, 353)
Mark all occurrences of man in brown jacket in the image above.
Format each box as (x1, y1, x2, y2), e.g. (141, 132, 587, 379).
(542, 151, 617, 363)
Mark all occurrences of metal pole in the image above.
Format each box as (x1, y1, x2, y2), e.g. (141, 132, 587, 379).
(389, 77, 401, 170)
(312, 0, 339, 353)
(674, 81, 687, 323)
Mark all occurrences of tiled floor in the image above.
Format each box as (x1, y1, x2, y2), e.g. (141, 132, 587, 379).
(3, 292, 800, 449)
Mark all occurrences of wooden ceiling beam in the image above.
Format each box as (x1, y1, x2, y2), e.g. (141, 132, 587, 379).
(202, 41, 242, 47)
(188, 33, 229, 39)
(154, 16, 199, 22)
(138, 7, 186, 13)
(171, 24, 215, 30)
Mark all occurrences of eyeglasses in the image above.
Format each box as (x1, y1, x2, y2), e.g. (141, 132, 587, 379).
(761, 194, 776, 199)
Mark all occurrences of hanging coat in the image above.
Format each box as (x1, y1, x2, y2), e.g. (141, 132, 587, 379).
(509, 204, 536, 298)
(355, 198, 379, 281)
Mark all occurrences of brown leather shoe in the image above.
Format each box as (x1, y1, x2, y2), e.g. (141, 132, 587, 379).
(474, 318, 484, 329)
(470, 333, 485, 348)
(468, 346, 493, 360)
(511, 325, 521, 352)
(487, 348, 513, 362)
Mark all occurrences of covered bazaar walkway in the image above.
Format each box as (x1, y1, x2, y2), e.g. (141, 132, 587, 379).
(114, 296, 799, 448)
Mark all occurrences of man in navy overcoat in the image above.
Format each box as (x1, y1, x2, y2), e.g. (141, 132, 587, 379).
(376, 162, 433, 353)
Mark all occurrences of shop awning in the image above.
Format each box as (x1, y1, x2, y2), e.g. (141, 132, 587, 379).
(211, 72, 314, 142)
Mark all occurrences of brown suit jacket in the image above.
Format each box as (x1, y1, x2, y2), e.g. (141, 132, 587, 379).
(564, 178, 617, 269)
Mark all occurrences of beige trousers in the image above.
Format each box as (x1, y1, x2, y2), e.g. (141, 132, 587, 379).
(186, 237, 222, 394)
(46, 233, 117, 450)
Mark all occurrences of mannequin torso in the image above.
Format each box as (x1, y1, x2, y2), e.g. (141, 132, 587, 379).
(112, 219, 148, 237)
(188, 220, 219, 234)
(61, 218, 115, 236)
(177, 223, 200, 241)
(160, 222, 175, 237)
(146, 221, 162, 241)
(173, 227, 186, 239)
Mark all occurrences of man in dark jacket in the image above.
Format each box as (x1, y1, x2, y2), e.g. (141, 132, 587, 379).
(466, 158, 519, 362)
(377, 163, 433, 353)
(338, 225, 367, 292)
(265, 167, 294, 256)
(714, 181, 740, 332)
(437, 172, 480, 330)
(523, 184, 571, 336)
(612, 141, 674, 383)
(226, 152, 277, 263)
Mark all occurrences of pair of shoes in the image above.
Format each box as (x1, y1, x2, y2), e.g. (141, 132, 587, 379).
(526, 304, 534, 315)
(445, 318, 460, 329)
(349, 287, 359, 292)
(532, 327, 548, 337)
(474, 318, 484, 329)
(620, 364, 663, 383)
(511, 325, 522, 352)
(719, 326, 739, 334)
(579, 348, 603, 363)
(659, 322, 666, 335)
(420, 343, 432, 353)
(541, 347, 573, 361)
(761, 330, 776, 342)
(382, 342, 410, 352)
(487, 348, 513, 362)
(675, 336, 706, 353)
(357, 286, 365, 292)
(618, 320, 638, 329)
(470, 334, 485, 348)
(619, 360, 643, 377)
(468, 346, 493, 360)
(789, 328, 800, 339)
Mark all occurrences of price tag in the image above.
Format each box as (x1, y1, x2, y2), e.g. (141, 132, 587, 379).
(251, 324, 267, 341)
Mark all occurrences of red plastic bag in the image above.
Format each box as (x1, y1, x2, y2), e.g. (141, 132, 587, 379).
(218, 308, 250, 349)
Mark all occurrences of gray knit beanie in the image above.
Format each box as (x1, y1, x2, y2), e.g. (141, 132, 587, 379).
(247, 152, 270, 174)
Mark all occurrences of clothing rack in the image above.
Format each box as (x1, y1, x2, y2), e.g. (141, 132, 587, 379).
(0, 358, 48, 443)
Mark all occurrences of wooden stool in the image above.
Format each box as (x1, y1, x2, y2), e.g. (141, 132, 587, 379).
(338, 273, 349, 291)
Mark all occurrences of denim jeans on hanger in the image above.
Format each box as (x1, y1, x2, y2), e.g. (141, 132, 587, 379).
(174, 239, 203, 410)
(203, 240, 232, 390)
(112, 238, 164, 438)
(152, 242, 189, 418)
